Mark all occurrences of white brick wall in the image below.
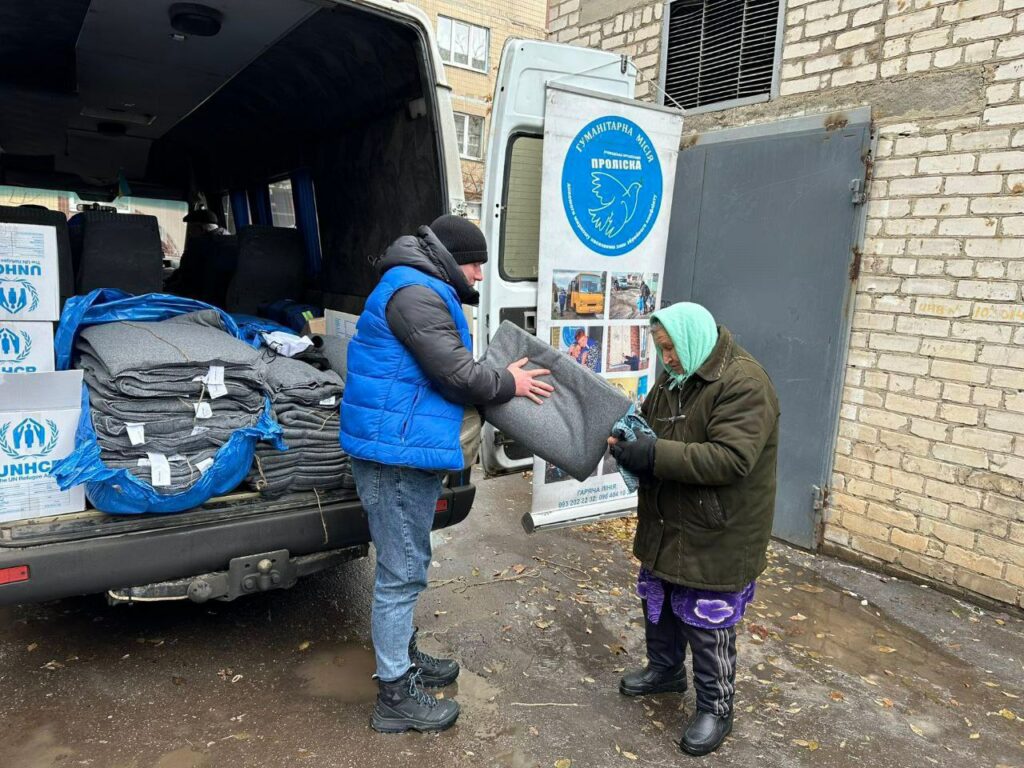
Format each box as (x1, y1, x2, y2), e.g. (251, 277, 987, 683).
(549, 0, 1024, 609)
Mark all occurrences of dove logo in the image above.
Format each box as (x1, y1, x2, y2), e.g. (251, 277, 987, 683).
(562, 115, 662, 256)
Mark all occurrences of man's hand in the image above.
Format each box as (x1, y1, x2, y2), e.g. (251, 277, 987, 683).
(508, 358, 554, 405)
(609, 434, 656, 477)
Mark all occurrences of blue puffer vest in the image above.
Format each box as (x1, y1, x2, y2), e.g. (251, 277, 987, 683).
(341, 265, 470, 471)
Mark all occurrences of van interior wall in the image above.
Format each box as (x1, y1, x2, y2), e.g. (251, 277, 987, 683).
(315, 104, 444, 315)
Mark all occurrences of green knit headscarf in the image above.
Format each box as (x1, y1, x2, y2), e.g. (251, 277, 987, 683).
(650, 302, 718, 390)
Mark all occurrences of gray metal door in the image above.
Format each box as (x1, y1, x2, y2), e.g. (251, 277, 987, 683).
(663, 109, 871, 549)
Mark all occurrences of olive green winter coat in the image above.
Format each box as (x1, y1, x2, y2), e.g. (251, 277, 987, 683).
(634, 327, 780, 591)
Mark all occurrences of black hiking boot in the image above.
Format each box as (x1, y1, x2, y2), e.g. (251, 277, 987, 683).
(680, 710, 733, 756)
(370, 668, 460, 734)
(410, 628, 460, 688)
(619, 665, 688, 697)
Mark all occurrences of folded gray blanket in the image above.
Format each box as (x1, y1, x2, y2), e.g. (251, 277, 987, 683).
(482, 321, 631, 482)
(262, 355, 343, 406)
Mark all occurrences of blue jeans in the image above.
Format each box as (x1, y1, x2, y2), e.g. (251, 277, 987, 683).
(351, 458, 444, 682)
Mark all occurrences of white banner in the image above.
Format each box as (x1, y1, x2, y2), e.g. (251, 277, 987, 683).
(532, 85, 682, 524)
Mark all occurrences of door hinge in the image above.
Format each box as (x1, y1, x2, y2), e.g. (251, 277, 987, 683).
(850, 178, 866, 205)
(812, 485, 830, 512)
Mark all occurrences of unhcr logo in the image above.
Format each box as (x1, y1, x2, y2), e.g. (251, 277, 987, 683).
(0, 279, 40, 315)
(0, 327, 32, 363)
(0, 417, 59, 461)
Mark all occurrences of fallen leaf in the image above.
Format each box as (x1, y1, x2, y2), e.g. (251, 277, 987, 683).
(997, 709, 1017, 721)
(581, 676, 595, 684)
(789, 613, 808, 622)
(622, 751, 638, 761)
(969, 733, 980, 740)
(830, 691, 845, 702)
(534, 620, 553, 630)
(554, 760, 571, 768)
(995, 619, 1005, 626)
(297, 641, 311, 652)
(880, 698, 894, 709)
(606, 644, 628, 656)
(791, 739, 819, 751)
(26, 643, 37, 652)
(983, 682, 999, 688)
(513, 564, 527, 575)
(910, 724, 925, 737)
(1003, 692, 1020, 699)
(471, 567, 480, 577)
(529, 726, 539, 737)
(787, 706, 802, 714)
(860, 675, 880, 687)
(876, 646, 897, 654)
(795, 583, 825, 594)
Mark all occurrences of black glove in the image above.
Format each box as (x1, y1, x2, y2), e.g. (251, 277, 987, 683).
(610, 434, 656, 477)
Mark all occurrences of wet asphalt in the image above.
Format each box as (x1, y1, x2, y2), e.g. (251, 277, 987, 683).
(1, 472, 1023, 768)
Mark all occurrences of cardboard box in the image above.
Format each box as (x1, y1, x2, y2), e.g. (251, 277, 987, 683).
(0, 321, 55, 373)
(301, 316, 326, 337)
(0, 221, 61, 322)
(0, 370, 85, 522)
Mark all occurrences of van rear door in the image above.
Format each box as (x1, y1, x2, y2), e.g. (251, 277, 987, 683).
(478, 40, 634, 475)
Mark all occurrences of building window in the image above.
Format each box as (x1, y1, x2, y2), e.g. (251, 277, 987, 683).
(268, 179, 296, 228)
(454, 112, 485, 160)
(663, 0, 781, 112)
(437, 16, 489, 73)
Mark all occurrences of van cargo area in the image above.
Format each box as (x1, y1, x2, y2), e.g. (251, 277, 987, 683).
(0, 0, 472, 604)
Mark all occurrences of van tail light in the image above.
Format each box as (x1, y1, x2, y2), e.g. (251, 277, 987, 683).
(0, 566, 29, 585)
(435, 499, 449, 513)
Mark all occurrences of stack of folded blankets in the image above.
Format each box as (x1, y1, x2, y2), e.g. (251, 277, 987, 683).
(75, 310, 267, 494)
(246, 354, 352, 497)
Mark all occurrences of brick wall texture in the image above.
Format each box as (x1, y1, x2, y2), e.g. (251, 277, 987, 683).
(548, 0, 1024, 609)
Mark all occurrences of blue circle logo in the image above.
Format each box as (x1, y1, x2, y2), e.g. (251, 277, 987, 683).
(561, 115, 662, 256)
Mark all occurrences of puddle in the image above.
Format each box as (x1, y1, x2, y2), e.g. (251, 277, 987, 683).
(1, 725, 75, 768)
(153, 748, 208, 768)
(752, 566, 1024, 716)
(295, 643, 378, 703)
(449, 669, 501, 713)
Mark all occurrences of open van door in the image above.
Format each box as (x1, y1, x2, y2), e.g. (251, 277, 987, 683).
(478, 40, 635, 475)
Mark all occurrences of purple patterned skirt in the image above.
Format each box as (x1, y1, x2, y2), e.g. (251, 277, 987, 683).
(637, 568, 756, 630)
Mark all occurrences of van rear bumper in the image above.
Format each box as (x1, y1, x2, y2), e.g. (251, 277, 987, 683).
(0, 483, 475, 606)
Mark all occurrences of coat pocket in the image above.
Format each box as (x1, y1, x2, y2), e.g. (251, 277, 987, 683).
(400, 388, 423, 441)
(696, 486, 726, 530)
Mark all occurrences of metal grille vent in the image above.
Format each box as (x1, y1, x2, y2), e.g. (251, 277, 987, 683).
(664, 0, 780, 110)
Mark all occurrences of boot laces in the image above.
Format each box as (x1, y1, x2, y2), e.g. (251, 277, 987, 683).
(406, 668, 437, 708)
(410, 637, 441, 668)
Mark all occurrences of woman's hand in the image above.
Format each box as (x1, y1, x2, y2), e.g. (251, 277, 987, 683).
(609, 434, 656, 477)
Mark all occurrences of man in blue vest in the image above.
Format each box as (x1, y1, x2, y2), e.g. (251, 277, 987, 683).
(341, 214, 553, 734)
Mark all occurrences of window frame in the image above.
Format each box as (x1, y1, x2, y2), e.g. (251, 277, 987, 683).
(453, 112, 485, 161)
(498, 131, 543, 284)
(657, 0, 786, 115)
(437, 15, 490, 74)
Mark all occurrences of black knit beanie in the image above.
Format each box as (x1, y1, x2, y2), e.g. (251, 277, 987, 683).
(430, 214, 488, 265)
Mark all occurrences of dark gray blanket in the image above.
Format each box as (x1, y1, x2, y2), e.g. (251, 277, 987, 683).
(482, 321, 631, 482)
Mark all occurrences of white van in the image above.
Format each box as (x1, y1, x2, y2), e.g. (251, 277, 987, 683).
(0, 0, 635, 606)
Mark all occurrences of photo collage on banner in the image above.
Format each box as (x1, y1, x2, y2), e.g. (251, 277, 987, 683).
(533, 85, 683, 520)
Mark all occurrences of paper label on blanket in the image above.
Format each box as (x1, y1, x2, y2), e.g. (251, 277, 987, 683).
(208, 382, 228, 399)
(190, 425, 209, 437)
(125, 422, 146, 446)
(319, 396, 336, 407)
(532, 86, 682, 519)
(147, 452, 171, 487)
(196, 457, 214, 475)
(193, 402, 213, 419)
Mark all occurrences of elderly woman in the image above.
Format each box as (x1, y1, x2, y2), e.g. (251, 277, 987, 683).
(608, 302, 779, 756)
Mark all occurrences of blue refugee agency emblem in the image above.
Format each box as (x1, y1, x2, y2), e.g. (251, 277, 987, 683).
(0, 327, 32, 363)
(0, 417, 60, 459)
(561, 115, 663, 256)
(0, 279, 40, 315)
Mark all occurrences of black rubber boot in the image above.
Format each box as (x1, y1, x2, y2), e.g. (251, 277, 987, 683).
(619, 665, 688, 696)
(680, 710, 733, 756)
(620, 591, 688, 696)
(409, 628, 460, 688)
(370, 668, 460, 734)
